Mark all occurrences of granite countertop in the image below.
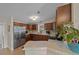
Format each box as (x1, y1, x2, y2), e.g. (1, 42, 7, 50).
(26, 31, 56, 37)
(24, 40, 76, 55)
(24, 41, 48, 48)
(26, 31, 48, 36)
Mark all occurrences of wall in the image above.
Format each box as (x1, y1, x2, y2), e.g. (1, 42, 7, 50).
(56, 3, 69, 8)
(0, 17, 14, 50)
(3, 23, 8, 48)
(72, 4, 79, 29)
(0, 23, 8, 48)
(0, 17, 10, 48)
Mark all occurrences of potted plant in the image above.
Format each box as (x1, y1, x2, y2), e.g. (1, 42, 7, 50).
(60, 22, 79, 54)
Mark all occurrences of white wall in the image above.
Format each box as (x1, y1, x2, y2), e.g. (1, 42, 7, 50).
(0, 17, 10, 48)
(0, 23, 8, 48)
(0, 17, 14, 50)
(72, 4, 79, 29)
(56, 3, 69, 7)
(3, 23, 8, 48)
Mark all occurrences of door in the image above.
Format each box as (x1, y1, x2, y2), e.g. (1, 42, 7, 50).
(0, 24, 4, 49)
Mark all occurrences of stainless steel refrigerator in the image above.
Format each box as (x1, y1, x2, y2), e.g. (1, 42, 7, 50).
(13, 26, 26, 49)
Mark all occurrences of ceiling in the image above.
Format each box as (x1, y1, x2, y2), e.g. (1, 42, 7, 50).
(0, 3, 58, 23)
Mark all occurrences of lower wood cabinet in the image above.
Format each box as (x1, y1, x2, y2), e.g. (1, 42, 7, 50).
(26, 34, 48, 41)
(26, 34, 32, 41)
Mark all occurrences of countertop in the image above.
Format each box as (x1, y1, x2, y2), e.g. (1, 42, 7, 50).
(24, 40, 77, 55)
(26, 31, 48, 36)
(24, 41, 48, 48)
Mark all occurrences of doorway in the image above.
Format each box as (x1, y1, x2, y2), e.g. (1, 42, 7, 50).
(0, 24, 4, 49)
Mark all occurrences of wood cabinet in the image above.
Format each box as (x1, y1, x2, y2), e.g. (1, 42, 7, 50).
(26, 24, 30, 30)
(32, 24, 37, 30)
(44, 23, 53, 30)
(56, 4, 71, 31)
(26, 34, 48, 41)
(14, 22, 26, 26)
(32, 34, 48, 41)
(14, 22, 38, 31)
(26, 34, 32, 41)
(26, 24, 38, 31)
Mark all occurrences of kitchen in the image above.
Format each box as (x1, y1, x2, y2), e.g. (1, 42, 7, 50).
(0, 3, 77, 55)
(13, 19, 56, 49)
(12, 3, 75, 55)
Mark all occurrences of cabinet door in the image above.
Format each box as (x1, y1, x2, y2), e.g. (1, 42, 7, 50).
(32, 24, 37, 30)
(56, 4, 71, 30)
(44, 23, 53, 30)
(26, 24, 30, 30)
(44, 24, 47, 30)
(26, 24, 37, 31)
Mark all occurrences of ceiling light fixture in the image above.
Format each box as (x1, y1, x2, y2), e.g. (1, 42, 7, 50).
(29, 10, 40, 21)
(29, 16, 39, 21)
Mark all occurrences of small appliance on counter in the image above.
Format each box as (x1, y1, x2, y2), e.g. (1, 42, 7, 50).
(46, 30, 50, 34)
(46, 30, 56, 40)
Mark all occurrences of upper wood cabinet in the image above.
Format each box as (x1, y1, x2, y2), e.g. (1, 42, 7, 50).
(14, 22, 38, 31)
(26, 24, 38, 31)
(14, 22, 26, 26)
(44, 22, 53, 30)
(26, 24, 30, 30)
(56, 4, 71, 30)
(32, 24, 38, 30)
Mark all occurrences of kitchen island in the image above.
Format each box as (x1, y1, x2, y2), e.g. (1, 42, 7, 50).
(26, 32, 49, 41)
(24, 40, 76, 55)
(24, 41, 48, 55)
